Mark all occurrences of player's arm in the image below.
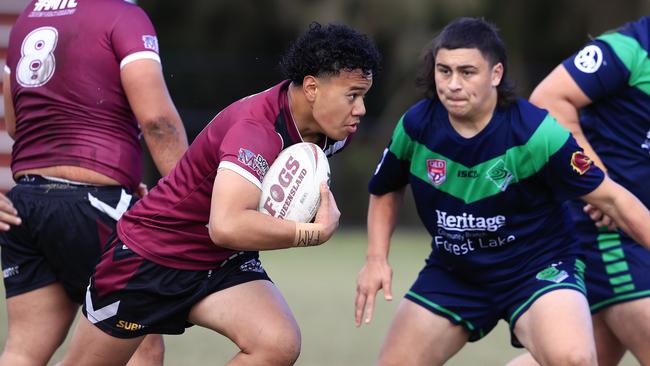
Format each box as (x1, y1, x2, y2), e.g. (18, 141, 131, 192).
(529, 65, 606, 172)
(3, 70, 16, 140)
(581, 176, 650, 249)
(208, 168, 339, 250)
(354, 188, 404, 327)
(121, 59, 188, 176)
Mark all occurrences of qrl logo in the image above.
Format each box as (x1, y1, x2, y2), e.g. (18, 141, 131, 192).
(262, 156, 306, 218)
(427, 159, 446, 186)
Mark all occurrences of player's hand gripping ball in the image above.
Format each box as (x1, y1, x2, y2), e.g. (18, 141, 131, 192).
(258, 142, 330, 223)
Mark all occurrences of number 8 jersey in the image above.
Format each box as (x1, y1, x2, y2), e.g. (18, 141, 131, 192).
(5, 0, 162, 192)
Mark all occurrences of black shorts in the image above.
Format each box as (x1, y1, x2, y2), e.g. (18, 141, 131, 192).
(83, 238, 271, 338)
(0, 175, 135, 303)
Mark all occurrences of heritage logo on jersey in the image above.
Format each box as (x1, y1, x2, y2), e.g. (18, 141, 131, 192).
(30, 0, 77, 16)
(238, 148, 269, 179)
(427, 159, 446, 186)
(436, 210, 506, 232)
(570, 151, 593, 175)
(486, 160, 513, 192)
(142, 35, 159, 53)
(574, 45, 603, 74)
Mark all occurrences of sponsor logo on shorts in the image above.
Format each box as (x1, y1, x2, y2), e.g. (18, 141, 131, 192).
(2, 266, 19, 279)
(142, 35, 159, 53)
(570, 151, 593, 175)
(486, 160, 513, 192)
(240, 259, 264, 273)
(30, 0, 77, 16)
(116, 320, 145, 331)
(427, 159, 446, 186)
(238, 148, 270, 180)
(574, 45, 603, 74)
(535, 263, 569, 283)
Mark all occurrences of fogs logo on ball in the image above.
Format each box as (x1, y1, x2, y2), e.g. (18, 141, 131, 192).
(261, 155, 307, 218)
(427, 159, 446, 186)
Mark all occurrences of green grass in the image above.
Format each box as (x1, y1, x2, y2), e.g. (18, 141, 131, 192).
(0, 228, 638, 365)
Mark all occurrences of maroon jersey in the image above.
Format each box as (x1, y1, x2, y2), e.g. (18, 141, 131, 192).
(5, 0, 162, 191)
(118, 80, 351, 270)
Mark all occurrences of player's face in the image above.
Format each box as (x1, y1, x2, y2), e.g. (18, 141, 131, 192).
(434, 48, 503, 124)
(312, 69, 373, 141)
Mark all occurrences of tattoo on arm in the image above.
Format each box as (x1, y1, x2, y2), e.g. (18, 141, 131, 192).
(295, 228, 321, 247)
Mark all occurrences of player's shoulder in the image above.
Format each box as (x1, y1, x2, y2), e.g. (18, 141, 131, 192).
(400, 98, 439, 136)
(508, 98, 549, 128)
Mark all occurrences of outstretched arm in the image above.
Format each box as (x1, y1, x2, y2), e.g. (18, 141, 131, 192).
(355, 188, 405, 327)
(121, 59, 188, 176)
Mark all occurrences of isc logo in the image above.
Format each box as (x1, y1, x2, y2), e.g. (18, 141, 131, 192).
(262, 156, 306, 218)
(116, 320, 144, 331)
(457, 170, 479, 178)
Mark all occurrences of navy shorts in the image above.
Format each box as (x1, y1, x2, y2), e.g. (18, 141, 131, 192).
(0, 175, 134, 303)
(579, 226, 650, 313)
(406, 255, 586, 347)
(83, 238, 271, 338)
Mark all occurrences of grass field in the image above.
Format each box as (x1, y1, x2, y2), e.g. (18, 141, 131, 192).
(0, 229, 637, 365)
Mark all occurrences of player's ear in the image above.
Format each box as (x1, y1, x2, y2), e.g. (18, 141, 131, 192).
(491, 62, 503, 87)
(302, 75, 318, 102)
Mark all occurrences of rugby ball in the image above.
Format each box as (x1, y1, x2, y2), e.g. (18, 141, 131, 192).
(258, 142, 330, 223)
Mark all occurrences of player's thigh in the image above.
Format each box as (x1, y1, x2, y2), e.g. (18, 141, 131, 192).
(126, 334, 165, 366)
(591, 311, 625, 366)
(1, 283, 78, 366)
(188, 279, 300, 352)
(60, 316, 144, 366)
(601, 297, 650, 364)
(378, 298, 469, 366)
(514, 289, 596, 366)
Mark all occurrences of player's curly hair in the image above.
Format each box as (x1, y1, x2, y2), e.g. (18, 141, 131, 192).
(416, 17, 516, 108)
(280, 22, 381, 84)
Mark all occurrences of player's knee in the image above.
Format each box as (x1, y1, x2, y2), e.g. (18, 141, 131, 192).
(251, 323, 301, 366)
(549, 348, 596, 366)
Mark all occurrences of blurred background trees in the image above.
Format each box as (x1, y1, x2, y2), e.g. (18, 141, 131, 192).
(138, 0, 649, 226)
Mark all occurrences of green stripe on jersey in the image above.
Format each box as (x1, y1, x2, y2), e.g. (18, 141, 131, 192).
(598, 33, 650, 96)
(390, 114, 569, 204)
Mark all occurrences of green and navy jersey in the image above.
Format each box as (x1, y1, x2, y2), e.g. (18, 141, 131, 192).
(562, 16, 650, 207)
(370, 98, 605, 283)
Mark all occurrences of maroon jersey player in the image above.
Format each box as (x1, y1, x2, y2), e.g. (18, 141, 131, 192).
(59, 22, 380, 366)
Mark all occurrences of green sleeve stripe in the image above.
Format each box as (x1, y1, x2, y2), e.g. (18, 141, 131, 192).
(598, 33, 650, 96)
(408, 114, 569, 203)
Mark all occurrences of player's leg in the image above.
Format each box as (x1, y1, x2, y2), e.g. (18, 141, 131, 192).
(126, 334, 165, 366)
(377, 298, 468, 366)
(188, 279, 301, 366)
(59, 316, 145, 366)
(600, 297, 650, 364)
(0, 283, 78, 366)
(513, 289, 597, 366)
(504, 312, 624, 366)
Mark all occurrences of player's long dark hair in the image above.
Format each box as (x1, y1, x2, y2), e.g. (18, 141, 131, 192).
(415, 17, 516, 108)
(280, 22, 381, 83)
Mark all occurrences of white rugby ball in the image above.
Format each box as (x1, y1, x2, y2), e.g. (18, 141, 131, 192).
(258, 142, 330, 223)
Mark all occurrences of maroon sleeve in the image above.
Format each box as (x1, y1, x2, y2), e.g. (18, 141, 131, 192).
(111, 5, 159, 62)
(219, 120, 282, 185)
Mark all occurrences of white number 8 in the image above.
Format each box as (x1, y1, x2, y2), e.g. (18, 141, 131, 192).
(16, 26, 58, 87)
